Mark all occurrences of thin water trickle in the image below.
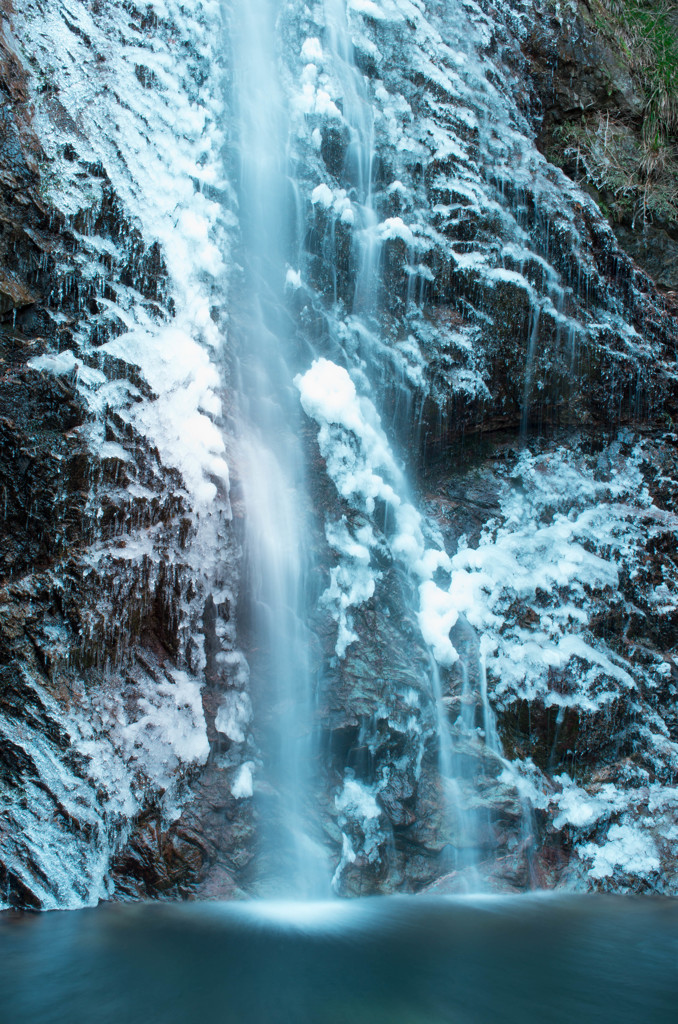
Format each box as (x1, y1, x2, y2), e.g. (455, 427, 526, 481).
(323, 0, 381, 318)
(521, 305, 541, 436)
(316, 5, 493, 884)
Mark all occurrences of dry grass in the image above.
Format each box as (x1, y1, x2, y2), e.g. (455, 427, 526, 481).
(560, 113, 678, 225)
(602, 1, 678, 141)
(560, 1, 678, 226)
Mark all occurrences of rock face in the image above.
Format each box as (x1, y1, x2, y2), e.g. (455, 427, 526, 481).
(420, 430, 678, 892)
(0, 0, 243, 909)
(268, 0, 678, 896)
(1, 0, 677, 909)
(524, 0, 678, 296)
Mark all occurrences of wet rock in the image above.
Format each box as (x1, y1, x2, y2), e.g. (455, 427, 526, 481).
(0, 4, 243, 910)
(422, 428, 678, 893)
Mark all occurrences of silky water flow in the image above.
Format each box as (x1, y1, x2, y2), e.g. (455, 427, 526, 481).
(225, 0, 533, 895)
(226, 0, 330, 897)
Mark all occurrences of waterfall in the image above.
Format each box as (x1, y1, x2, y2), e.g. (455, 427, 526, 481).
(222, 0, 535, 895)
(225, 0, 330, 896)
(5, 0, 676, 910)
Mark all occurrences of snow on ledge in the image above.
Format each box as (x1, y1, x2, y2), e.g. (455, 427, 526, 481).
(17, 0, 231, 512)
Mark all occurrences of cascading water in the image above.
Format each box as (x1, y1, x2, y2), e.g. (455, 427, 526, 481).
(225, 0, 329, 896)
(3, 0, 678, 912)
(323, 0, 380, 316)
(223, 0, 535, 895)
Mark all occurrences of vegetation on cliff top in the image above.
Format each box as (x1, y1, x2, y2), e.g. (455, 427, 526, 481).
(557, 1, 678, 233)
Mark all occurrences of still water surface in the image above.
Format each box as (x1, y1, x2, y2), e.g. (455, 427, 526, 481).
(1, 894, 676, 1023)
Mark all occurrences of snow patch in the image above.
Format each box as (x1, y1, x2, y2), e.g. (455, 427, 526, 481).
(215, 691, 253, 744)
(232, 762, 255, 800)
(581, 825, 660, 880)
(301, 37, 323, 62)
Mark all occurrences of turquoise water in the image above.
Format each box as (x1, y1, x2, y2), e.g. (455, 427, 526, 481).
(1, 894, 677, 1023)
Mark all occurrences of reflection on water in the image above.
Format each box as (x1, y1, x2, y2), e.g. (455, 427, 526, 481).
(1, 895, 677, 1023)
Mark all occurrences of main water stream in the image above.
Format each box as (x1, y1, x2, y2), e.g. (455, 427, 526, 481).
(226, 0, 331, 898)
